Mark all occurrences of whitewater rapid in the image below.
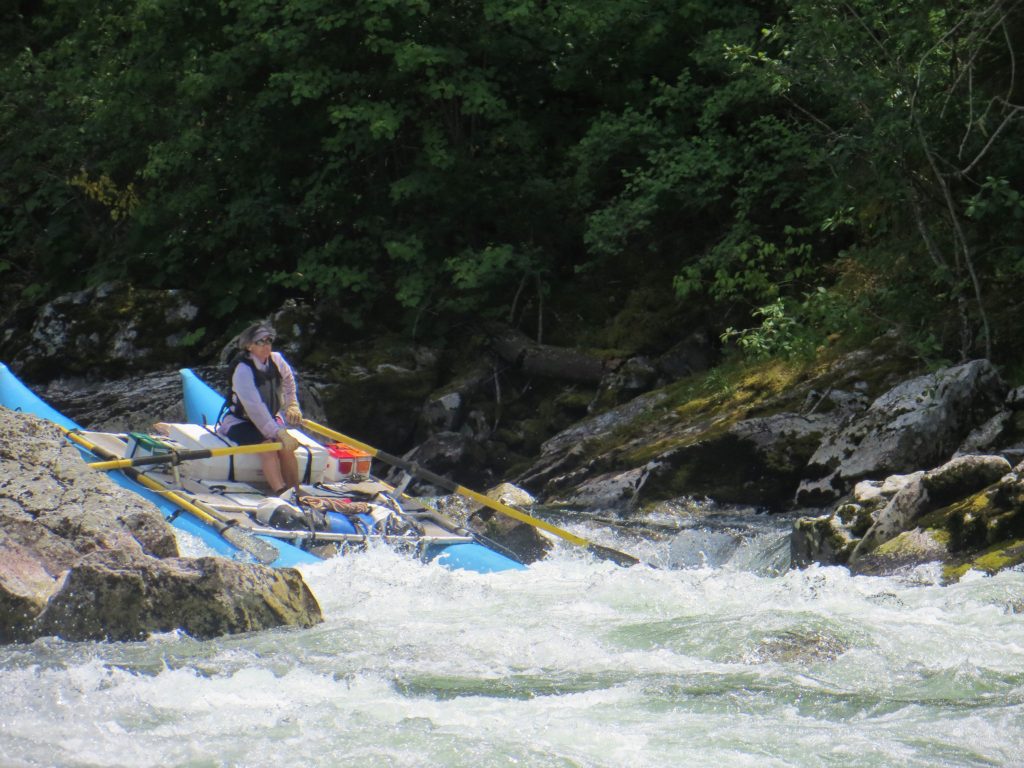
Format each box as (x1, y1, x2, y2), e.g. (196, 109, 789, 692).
(1, 512, 1022, 767)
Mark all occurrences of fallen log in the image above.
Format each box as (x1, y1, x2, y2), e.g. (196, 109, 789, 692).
(486, 323, 613, 383)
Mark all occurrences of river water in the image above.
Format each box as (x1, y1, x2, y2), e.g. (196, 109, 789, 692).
(1, 506, 1022, 767)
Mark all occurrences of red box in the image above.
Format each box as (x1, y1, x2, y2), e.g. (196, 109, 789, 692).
(326, 443, 372, 479)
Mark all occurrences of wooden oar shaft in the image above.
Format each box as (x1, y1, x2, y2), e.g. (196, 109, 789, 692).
(301, 419, 625, 556)
(88, 441, 284, 471)
(60, 427, 279, 565)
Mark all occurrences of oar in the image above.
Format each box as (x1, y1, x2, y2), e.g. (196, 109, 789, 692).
(301, 419, 642, 567)
(87, 441, 285, 471)
(59, 427, 280, 566)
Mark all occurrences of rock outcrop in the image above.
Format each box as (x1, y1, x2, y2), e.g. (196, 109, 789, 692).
(791, 453, 1024, 579)
(796, 360, 1006, 504)
(0, 407, 322, 643)
(30, 551, 320, 642)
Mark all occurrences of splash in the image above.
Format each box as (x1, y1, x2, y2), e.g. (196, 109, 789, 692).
(2, 514, 1022, 767)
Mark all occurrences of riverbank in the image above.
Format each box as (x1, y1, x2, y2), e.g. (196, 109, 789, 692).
(4, 284, 1024, 579)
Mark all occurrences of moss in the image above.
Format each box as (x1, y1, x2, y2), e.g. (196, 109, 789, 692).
(926, 486, 1024, 580)
(934, 489, 1024, 555)
(928, 528, 951, 546)
(943, 539, 1024, 581)
(872, 529, 943, 558)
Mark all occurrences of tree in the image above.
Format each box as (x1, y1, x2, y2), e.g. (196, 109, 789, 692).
(743, 0, 1024, 359)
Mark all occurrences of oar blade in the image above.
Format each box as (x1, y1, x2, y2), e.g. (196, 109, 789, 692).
(221, 526, 279, 566)
(586, 542, 643, 568)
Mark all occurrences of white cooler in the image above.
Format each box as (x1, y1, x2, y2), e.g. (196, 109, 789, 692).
(162, 423, 328, 484)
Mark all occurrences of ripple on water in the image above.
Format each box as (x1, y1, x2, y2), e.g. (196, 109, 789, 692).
(1, 520, 1023, 767)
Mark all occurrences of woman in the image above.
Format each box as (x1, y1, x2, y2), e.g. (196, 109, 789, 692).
(217, 321, 303, 495)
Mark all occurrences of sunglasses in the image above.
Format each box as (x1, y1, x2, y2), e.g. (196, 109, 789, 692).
(253, 337, 274, 346)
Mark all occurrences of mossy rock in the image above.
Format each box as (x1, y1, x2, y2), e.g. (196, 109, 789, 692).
(850, 528, 949, 576)
(940, 490, 1024, 552)
(943, 539, 1024, 581)
(913, 484, 1024, 580)
(791, 514, 856, 567)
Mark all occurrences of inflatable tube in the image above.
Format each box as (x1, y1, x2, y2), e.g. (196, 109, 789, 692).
(429, 542, 527, 573)
(181, 367, 228, 427)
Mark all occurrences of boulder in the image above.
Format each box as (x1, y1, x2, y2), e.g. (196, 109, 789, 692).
(0, 538, 61, 641)
(0, 406, 322, 643)
(29, 551, 320, 642)
(655, 331, 713, 382)
(921, 454, 1012, 506)
(556, 466, 651, 511)
(956, 411, 1013, 456)
(797, 360, 1006, 504)
(1, 282, 210, 380)
(590, 356, 658, 411)
(849, 529, 950, 576)
(791, 513, 857, 567)
(848, 476, 930, 562)
(428, 482, 552, 564)
(639, 411, 840, 508)
(468, 482, 552, 564)
(846, 456, 1012, 562)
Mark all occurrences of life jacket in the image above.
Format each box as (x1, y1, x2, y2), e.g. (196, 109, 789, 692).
(224, 351, 284, 422)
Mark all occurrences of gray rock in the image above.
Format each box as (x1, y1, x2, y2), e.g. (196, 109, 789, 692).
(486, 482, 536, 509)
(30, 551, 320, 642)
(641, 411, 840, 508)
(956, 411, 1013, 456)
(655, 331, 712, 381)
(850, 528, 949, 576)
(852, 479, 886, 506)
(417, 367, 492, 437)
(791, 513, 856, 567)
(442, 482, 552, 564)
(921, 454, 1011, 506)
(0, 406, 322, 643)
(799, 360, 1006, 503)
(5, 282, 209, 380)
(468, 512, 552, 564)
(849, 476, 930, 562)
(0, 538, 60, 641)
(537, 389, 671, 460)
(591, 356, 658, 411)
(558, 466, 649, 511)
(1007, 386, 1024, 410)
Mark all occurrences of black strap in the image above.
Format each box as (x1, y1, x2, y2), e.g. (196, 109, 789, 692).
(300, 444, 313, 485)
(200, 424, 237, 482)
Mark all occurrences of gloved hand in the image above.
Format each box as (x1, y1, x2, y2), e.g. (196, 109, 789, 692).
(284, 402, 303, 426)
(276, 427, 299, 452)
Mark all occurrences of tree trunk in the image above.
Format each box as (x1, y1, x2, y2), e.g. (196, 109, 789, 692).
(486, 324, 610, 383)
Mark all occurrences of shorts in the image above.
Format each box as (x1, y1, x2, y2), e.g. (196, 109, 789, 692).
(225, 420, 267, 446)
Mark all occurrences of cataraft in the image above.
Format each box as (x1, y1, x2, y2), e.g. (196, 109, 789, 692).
(0, 362, 526, 573)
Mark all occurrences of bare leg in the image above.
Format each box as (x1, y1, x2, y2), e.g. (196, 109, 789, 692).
(279, 446, 299, 491)
(259, 446, 285, 491)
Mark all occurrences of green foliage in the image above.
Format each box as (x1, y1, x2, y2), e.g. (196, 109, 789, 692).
(1, 0, 1022, 368)
(721, 298, 806, 359)
(742, 0, 1024, 358)
(180, 327, 207, 347)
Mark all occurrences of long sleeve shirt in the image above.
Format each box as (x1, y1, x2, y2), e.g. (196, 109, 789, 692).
(217, 351, 298, 441)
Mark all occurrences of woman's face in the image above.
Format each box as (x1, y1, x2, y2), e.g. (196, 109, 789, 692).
(248, 336, 273, 363)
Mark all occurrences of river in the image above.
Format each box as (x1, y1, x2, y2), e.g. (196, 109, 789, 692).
(1, 506, 1022, 767)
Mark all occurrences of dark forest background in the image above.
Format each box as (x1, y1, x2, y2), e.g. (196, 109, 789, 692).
(3, 0, 1023, 372)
